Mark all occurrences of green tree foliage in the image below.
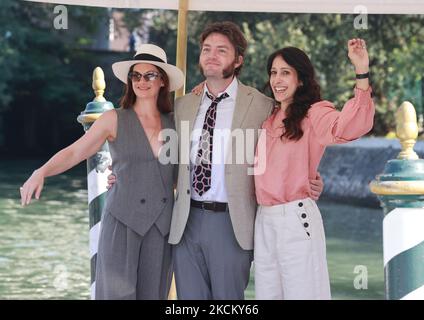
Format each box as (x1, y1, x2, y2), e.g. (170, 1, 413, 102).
(0, 1, 109, 155)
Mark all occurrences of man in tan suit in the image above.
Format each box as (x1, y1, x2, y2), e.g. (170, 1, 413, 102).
(169, 21, 322, 299)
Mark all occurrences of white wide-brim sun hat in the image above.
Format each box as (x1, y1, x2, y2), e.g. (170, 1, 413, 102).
(112, 44, 185, 92)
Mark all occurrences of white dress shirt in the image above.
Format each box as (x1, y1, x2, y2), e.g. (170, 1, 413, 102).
(190, 77, 238, 202)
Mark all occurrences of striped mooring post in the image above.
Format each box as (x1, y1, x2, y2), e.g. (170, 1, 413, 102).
(77, 67, 114, 299)
(370, 101, 424, 300)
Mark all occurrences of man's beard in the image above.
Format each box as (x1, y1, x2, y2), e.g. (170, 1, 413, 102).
(222, 61, 237, 79)
(199, 59, 238, 79)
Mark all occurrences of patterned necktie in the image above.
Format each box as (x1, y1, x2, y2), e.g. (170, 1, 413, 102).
(192, 91, 229, 196)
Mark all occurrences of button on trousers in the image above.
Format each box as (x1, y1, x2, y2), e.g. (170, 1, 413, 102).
(254, 198, 331, 300)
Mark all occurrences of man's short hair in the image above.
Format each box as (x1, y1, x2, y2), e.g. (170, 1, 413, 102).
(200, 21, 248, 76)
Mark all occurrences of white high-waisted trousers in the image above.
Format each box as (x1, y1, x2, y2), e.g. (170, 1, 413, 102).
(254, 198, 331, 300)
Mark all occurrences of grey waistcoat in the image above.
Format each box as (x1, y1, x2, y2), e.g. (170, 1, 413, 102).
(104, 108, 175, 237)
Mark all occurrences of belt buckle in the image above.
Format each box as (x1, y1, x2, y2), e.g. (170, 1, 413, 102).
(202, 201, 214, 210)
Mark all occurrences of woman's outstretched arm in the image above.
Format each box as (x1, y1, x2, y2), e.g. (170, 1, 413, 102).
(20, 109, 117, 206)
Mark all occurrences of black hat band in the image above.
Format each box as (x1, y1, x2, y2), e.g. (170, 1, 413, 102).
(133, 53, 165, 63)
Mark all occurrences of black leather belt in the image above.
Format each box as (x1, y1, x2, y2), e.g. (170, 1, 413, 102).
(190, 199, 229, 212)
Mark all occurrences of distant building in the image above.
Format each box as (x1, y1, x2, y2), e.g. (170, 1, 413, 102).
(108, 10, 131, 52)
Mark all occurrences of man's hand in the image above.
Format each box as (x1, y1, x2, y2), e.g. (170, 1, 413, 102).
(309, 172, 324, 201)
(106, 165, 117, 190)
(191, 81, 205, 96)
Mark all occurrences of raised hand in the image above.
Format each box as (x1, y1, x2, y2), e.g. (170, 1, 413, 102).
(347, 38, 369, 74)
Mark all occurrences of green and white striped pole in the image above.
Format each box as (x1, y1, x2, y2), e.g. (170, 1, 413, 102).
(77, 67, 114, 299)
(370, 101, 424, 300)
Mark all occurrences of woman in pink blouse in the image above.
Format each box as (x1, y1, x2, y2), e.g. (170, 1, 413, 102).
(253, 38, 374, 300)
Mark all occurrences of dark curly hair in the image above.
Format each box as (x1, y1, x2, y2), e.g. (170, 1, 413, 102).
(266, 47, 322, 141)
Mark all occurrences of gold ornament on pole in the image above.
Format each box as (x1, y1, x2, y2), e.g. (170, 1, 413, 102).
(369, 101, 424, 195)
(396, 101, 419, 160)
(93, 67, 106, 103)
(77, 67, 109, 125)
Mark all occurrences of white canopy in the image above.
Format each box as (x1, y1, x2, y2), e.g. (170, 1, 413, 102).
(23, 0, 424, 14)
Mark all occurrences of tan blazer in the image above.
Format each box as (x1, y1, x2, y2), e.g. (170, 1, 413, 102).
(169, 80, 275, 250)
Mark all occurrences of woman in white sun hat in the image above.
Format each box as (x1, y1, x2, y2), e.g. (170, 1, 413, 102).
(19, 44, 184, 299)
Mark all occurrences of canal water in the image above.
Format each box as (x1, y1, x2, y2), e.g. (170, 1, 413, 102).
(0, 160, 384, 299)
